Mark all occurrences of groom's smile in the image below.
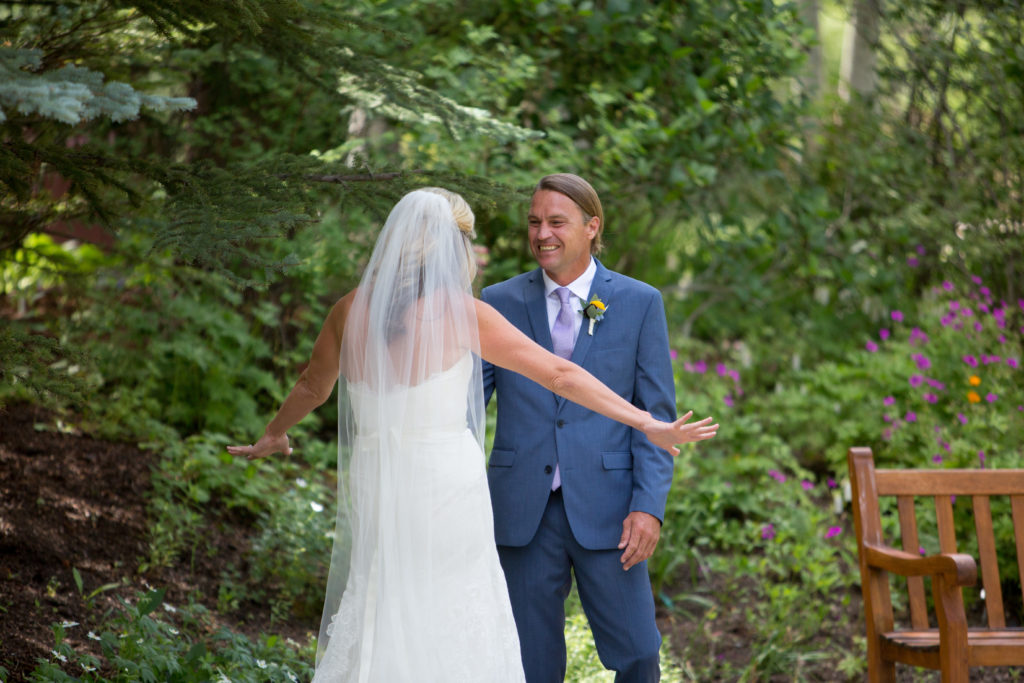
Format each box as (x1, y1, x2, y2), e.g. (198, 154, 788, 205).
(528, 189, 599, 286)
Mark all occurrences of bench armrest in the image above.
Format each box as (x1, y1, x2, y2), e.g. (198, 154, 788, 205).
(864, 543, 977, 586)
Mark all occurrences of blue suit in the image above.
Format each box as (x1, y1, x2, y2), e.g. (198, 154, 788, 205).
(482, 259, 676, 683)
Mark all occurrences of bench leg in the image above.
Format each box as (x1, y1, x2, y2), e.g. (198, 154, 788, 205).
(934, 574, 969, 683)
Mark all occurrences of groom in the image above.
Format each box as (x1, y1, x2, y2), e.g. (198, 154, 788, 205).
(482, 173, 676, 682)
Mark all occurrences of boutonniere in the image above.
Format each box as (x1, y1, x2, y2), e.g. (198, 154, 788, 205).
(581, 295, 608, 335)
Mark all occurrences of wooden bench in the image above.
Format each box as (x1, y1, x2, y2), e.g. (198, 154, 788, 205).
(848, 447, 1024, 682)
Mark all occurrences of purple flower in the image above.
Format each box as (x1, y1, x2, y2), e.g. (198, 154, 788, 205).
(925, 378, 945, 390)
(865, 340, 878, 352)
(905, 411, 917, 422)
(999, 335, 1007, 344)
(962, 307, 974, 318)
(891, 310, 904, 322)
(909, 374, 924, 387)
(879, 328, 891, 340)
(963, 355, 978, 367)
(919, 546, 927, 555)
(974, 322, 984, 332)
(907, 256, 919, 267)
(883, 396, 895, 406)
(1009, 358, 1019, 369)
(950, 300, 961, 311)
(801, 480, 813, 491)
(716, 362, 728, 377)
(1019, 298, 1024, 311)
(980, 286, 991, 299)
(916, 245, 926, 255)
(986, 393, 998, 402)
(943, 281, 954, 292)
(723, 394, 734, 407)
(910, 327, 929, 345)
(827, 478, 837, 489)
(761, 524, 776, 540)
(882, 427, 893, 441)
(957, 413, 968, 425)
(913, 354, 931, 370)
(883, 413, 892, 423)
(986, 355, 1001, 364)
(932, 454, 943, 464)
(924, 393, 938, 403)
(728, 369, 740, 382)
(769, 469, 786, 483)
(669, 349, 678, 360)
(978, 450, 986, 467)
(971, 274, 983, 285)
(942, 441, 951, 452)
(940, 314, 954, 327)
(692, 360, 707, 374)
(825, 526, 842, 539)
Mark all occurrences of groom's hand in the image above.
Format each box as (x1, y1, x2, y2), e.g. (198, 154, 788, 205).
(618, 511, 661, 571)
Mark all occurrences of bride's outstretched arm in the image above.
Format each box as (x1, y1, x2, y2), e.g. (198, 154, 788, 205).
(474, 299, 718, 456)
(228, 291, 355, 460)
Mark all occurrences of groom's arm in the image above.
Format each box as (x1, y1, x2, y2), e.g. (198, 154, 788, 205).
(627, 289, 677, 522)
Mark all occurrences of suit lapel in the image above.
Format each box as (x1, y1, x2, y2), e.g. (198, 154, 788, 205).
(570, 259, 613, 369)
(525, 269, 553, 352)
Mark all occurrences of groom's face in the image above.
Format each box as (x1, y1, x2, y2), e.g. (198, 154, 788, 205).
(528, 190, 599, 286)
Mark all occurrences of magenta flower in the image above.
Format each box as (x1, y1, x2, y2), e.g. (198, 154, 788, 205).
(909, 374, 924, 387)
(978, 450, 986, 466)
(986, 355, 1001, 364)
(865, 340, 879, 352)
(913, 354, 931, 370)
(963, 355, 978, 367)
(825, 526, 842, 539)
(961, 307, 974, 317)
(932, 454, 943, 464)
(669, 349, 678, 360)
(909, 327, 929, 345)
(943, 281, 954, 292)
(716, 362, 728, 377)
(891, 310, 904, 322)
(974, 322, 984, 332)
(980, 286, 991, 298)
(692, 360, 707, 374)
(883, 413, 892, 423)
(879, 328, 891, 340)
(924, 393, 938, 403)
(761, 524, 776, 540)
(883, 396, 895, 406)
(919, 546, 927, 555)
(950, 300, 961, 311)
(1009, 358, 1019, 369)
(942, 441, 951, 452)
(905, 411, 917, 422)
(723, 394, 734, 407)
(827, 478, 837, 489)
(986, 393, 998, 402)
(916, 245, 926, 255)
(801, 480, 813, 491)
(957, 413, 968, 425)
(907, 256, 919, 267)
(769, 469, 786, 483)
(925, 378, 945, 390)
(971, 274, 983, 285)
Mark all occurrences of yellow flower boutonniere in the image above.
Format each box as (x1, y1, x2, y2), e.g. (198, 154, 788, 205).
(581, 295, 608, 335)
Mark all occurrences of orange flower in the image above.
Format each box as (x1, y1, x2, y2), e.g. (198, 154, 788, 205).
(967, 390, 981, 403)
(968, 375, 982, 386)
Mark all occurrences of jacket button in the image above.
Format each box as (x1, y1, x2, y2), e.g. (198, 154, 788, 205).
(544, 465, 552, 474)
(557, 419, 565, 427)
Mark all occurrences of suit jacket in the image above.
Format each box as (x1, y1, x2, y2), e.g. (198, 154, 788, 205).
(482, 259, 676, 550)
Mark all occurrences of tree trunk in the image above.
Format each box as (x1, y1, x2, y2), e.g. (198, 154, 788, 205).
(839, 0, 880, 101)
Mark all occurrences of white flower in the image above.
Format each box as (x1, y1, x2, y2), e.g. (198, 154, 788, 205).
(51, 650, 68, 663)
(169, 628, 180, 635)
(296, 477, 308, 488)
(256, 659, 268, 669)
(310, 501, 324, 512)
(87, 631, 101, 641)
(60, 620, 79, 628)
(287, 672, 298, 682)
(81, 664, 97, 672)
(163, 603, 178, 613)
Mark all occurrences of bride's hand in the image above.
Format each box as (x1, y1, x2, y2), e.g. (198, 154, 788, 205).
(227, 432, 292, 460)
(641, 410, 718, 456)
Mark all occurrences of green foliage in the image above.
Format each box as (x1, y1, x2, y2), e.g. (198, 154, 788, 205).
(28, 590, 313, 682)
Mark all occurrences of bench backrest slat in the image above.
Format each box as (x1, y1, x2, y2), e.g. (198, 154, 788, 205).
(1012, 496, 1024, 613)
(935, 494, 957, 554)
(972, 495, 1005, 627)
(876, 469, 1024, 496)
(897, 495, 930, 629)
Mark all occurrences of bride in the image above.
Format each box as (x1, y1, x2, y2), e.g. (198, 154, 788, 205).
(228, 188, 717, 681)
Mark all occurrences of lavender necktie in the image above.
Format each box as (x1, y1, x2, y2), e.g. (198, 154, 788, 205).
(550, 287, 575, 490)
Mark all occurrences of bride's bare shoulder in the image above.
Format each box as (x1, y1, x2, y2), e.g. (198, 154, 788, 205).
(326, 289, 359, 335)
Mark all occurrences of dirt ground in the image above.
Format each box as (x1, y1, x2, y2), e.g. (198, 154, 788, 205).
(0, 402, 312, 681)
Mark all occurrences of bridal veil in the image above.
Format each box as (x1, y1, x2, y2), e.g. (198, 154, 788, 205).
(313, 189, 507, 680)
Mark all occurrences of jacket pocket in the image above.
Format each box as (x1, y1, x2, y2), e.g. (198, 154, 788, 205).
(601, 451, 633, 470)
(488, 448, 516, 468)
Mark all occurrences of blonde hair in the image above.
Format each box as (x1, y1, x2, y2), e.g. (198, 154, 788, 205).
(421, 186, 477, 281)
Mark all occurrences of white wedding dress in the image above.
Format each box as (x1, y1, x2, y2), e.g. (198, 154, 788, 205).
(313, 354, 526, 682)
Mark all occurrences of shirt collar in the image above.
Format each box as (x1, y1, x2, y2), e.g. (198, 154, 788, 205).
(542, 257, 597, 302)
